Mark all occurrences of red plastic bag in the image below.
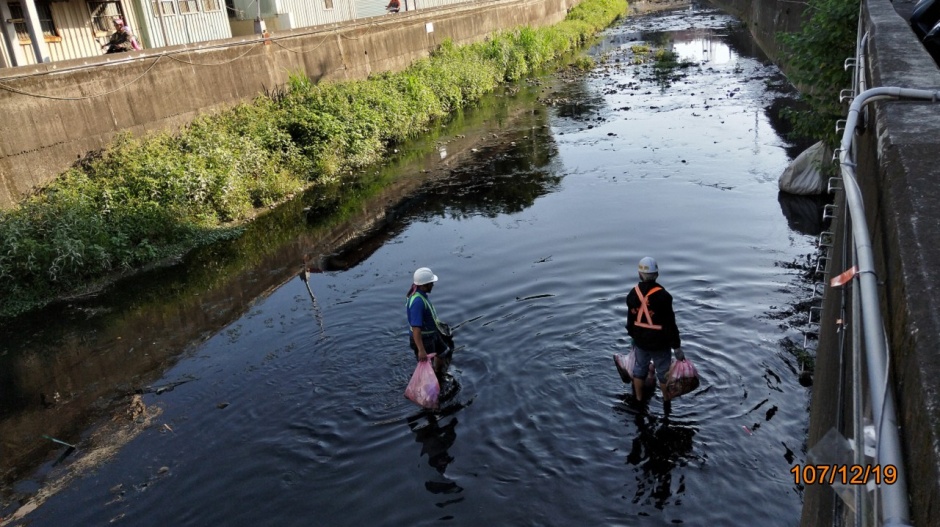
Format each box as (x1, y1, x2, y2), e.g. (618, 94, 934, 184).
(613, 348, 655, 387)
(664, 359, 700, 400)
(405, 354, 440, 409)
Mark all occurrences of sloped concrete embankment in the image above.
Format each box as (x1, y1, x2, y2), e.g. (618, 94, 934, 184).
(0, 0, 579, 209)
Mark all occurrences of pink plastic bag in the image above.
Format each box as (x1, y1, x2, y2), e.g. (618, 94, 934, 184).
(404, 354, 440, 409)
(664, 359, 700, 400)
(613, 348, 655, 387)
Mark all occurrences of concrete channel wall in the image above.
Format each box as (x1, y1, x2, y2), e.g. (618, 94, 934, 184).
(811, 1, 940, 525)
(0, 0, 582, 209)
(712, 0, 940, 524)
(704, 0, 804, 65)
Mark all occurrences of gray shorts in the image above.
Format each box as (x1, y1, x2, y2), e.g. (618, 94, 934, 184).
(632, 344, 671, 384)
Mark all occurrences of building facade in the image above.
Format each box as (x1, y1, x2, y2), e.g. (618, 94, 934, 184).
(227, 0, 357, 36)
(0, 0, 233, 67)
(1, 0, 472, 68)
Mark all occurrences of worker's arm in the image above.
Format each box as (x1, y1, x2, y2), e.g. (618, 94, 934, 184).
(411, 326, 428, 361)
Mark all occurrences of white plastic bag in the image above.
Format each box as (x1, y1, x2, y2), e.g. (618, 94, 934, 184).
(613, 348, 655, 387)
(405, 354, 440, 409)
(664, 359, 701, 400)
(779, 141, 830, 195)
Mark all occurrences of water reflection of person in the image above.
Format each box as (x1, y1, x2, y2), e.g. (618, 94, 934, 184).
(625, 411, 696, 510)
(408, 411, 464, 497)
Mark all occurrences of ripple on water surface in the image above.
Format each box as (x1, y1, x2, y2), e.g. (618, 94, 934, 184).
(14, 5, 819, 527)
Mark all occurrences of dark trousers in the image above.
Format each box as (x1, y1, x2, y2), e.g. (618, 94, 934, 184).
(410, 332, 452, 361)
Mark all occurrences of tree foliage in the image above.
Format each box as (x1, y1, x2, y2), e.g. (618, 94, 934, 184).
(778, 0, 859, 146)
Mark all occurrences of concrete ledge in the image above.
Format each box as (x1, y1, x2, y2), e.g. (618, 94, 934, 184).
(863, 0, 940, 524)
(0, 0, 580, 209)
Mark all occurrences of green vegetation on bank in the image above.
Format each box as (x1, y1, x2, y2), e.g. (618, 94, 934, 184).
(778, 0, 858, 147)
(0, 0, 628, 318)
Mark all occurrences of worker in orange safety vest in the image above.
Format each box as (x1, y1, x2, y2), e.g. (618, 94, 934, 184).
(625, 256, 684, 403)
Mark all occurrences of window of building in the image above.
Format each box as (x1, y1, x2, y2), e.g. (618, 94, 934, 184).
(324, 0, 333, 9)
(151, 0, 176, 16)
(178, 0, 199, 14)
(202, 0, 222, 12)
(8, 2, 60, 43)
(87, 1, 125, 36)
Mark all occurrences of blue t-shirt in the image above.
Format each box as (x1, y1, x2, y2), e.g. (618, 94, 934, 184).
(407, 291, 438, 333)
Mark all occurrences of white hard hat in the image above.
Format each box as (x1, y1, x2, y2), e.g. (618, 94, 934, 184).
(413, 267, 439, 286)
(638, 256, 658, 274)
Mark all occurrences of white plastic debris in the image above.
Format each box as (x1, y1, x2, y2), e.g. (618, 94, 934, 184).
(779, 141, 831, 195)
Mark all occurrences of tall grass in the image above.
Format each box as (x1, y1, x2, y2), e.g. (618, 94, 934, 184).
(0, 0, 627, 317)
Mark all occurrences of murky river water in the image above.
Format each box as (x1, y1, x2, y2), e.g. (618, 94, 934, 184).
(1, 3, 826, 526)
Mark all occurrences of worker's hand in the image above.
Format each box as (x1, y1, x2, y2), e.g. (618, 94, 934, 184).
(417, 350, 428, 362)
(673, 347, 685, 361)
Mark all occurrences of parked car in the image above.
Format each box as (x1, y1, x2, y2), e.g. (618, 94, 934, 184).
(910, 0, 940, 64)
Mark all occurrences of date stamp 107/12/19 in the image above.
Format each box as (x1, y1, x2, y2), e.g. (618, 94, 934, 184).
(790, 464, 898, 486)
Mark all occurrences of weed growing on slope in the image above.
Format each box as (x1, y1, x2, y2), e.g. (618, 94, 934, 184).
(0, 0, 627, 317)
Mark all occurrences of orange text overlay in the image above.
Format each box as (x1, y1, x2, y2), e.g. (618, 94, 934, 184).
(790, 464, 898, 486)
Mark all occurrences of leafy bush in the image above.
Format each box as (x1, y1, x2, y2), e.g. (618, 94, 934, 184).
(778, 0, 858, 146)
(0, 0, 628, 317)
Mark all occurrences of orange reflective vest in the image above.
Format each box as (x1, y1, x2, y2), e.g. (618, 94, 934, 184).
(633, 285, 663, 330)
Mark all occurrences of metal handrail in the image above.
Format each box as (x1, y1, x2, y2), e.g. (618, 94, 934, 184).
(836, 81, 940, 525)
(849, 26, 868, 527)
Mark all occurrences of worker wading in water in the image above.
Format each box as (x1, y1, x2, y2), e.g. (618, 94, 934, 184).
(625, 257, 684, 404)
(407, 267, 454, 384)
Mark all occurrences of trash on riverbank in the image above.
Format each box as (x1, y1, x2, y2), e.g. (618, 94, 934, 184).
(779, 141, 831, 195)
